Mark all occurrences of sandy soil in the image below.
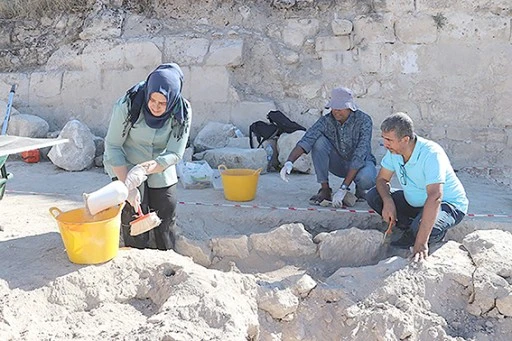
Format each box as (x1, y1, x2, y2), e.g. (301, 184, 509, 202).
(1, 160, 512, 340)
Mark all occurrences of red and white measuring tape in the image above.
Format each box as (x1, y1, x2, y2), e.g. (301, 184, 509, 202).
(177, 201, 512, 219)
(6, 190, 512, 219)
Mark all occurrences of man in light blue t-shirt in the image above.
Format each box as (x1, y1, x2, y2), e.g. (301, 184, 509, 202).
(366, 112, 468, 261)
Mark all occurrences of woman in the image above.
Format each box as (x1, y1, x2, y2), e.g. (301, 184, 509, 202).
(103, 63, 191, 250)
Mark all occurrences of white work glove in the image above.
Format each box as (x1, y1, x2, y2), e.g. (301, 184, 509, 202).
(280, 161, 293, 182)
(126, 188, 141, 212)
(124, 164, 147, 191)
(332, 188, 348, 208)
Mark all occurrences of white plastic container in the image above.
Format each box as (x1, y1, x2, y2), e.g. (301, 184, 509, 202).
(83, 180, 129, 215)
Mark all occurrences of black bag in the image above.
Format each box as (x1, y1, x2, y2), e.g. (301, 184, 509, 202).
(249, 110, 306, 148)
(249, 121, 279, 148)
(267, 110, 306, 134)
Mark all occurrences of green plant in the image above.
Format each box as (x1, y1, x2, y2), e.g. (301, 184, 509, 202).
(432, 12, 447, 29)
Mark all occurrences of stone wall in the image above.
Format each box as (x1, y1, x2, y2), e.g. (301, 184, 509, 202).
(0, 0, 511, 182)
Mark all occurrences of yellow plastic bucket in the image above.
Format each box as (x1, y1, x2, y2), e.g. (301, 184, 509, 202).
(218, 164, 262, 202)
(49, 204, 123, 264)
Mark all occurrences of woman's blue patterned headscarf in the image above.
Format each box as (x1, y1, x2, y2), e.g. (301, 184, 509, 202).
(142, 63, 187, 130)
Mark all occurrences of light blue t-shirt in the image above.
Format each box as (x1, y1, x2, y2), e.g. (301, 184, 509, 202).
(381, 136, 468, 213)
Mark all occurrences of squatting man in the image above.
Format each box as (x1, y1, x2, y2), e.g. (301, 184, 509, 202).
(280, 87, 377, 208)
(365, 112, 468, 261)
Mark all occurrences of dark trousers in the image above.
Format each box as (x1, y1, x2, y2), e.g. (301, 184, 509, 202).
(121, 182, 177, 251)
(365, 187, 465, 243)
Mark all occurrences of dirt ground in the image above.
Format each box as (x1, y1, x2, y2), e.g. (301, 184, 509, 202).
(1, 159, 511, 254)
(1, 160, 512, 340)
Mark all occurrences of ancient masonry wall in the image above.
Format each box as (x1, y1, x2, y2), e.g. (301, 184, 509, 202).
(0, 0, 511, 182)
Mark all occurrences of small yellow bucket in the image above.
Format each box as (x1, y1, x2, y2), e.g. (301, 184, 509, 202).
(49, 204, 123, 265)
(218, 164, 262, 202)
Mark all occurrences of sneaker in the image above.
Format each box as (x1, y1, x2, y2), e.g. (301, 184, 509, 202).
(390, 229, 415, 249)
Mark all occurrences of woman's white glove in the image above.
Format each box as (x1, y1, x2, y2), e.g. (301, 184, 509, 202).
(124, 164, 147, 190)
(280, 161, 293, 182)
(126, 188, 141, 211)
(332, 188, 348, 208)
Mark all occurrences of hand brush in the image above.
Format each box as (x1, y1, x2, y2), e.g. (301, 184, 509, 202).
(130, 206, 161, 236)
(382, 220, 393, 244)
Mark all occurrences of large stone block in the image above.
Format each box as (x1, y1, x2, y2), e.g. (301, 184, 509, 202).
(315, 36, 351, 53)
(380, 43, 420, 75)
(46, 43, 85, 71)
(428, 125, 447, 141)
(81, 41, 125, 71)
(164, 37, 210, 65)
(123, 41, 162, 69)
(416, 43, 483, 77)
(353, 14, 396, 45)
(416, 0, 503, 13)
(206, 39, 244, 67)
(102, 67, 154, 107)
(211, 235, 250, 259)
(448, 141, 487, 169)
(278, 48, 300, 65)
(48, 119, 96, 171)
(357, 45, 381, 73)
(189, 66, 230, 102)
(283, 18, 320, 48)
(395, 14, 438, 44)
(331, 18, 353, 36)
(6, 114, 49, 138)
(193, 121, 237, 152)
(0, 24, 11, 49)
(382, 0, 415, 13)
(446, 127, 473, 142)
(357, 97, 393, 126)
(174, 235, 212, 267)
(438, 13, 511, 42)
(29, 71, 63, 106)
(320, 51, 358, 73)
(61, 71, 102, 102)
(250, 223, 316, 258)
(490, 74, 512, 127)
(198, 147, 267, 172)
(316, 227, 383, 267)
(391, 100, 422, 123)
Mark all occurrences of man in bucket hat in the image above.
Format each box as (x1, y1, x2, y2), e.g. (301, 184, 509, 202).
(280, 87, 377, 207)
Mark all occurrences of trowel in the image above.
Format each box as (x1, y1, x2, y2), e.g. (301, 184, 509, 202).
(382, 220, 393, 244)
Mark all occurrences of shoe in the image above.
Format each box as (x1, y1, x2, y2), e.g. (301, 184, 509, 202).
(390, 229, 415, 249)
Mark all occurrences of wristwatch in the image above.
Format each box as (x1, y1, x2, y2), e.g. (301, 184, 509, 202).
(341, 183, 350, 191)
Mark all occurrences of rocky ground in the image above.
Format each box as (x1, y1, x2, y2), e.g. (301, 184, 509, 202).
(1, 160, 512, 340)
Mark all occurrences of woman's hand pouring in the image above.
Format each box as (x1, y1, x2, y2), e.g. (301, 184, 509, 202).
(124, 164, 148, 190)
